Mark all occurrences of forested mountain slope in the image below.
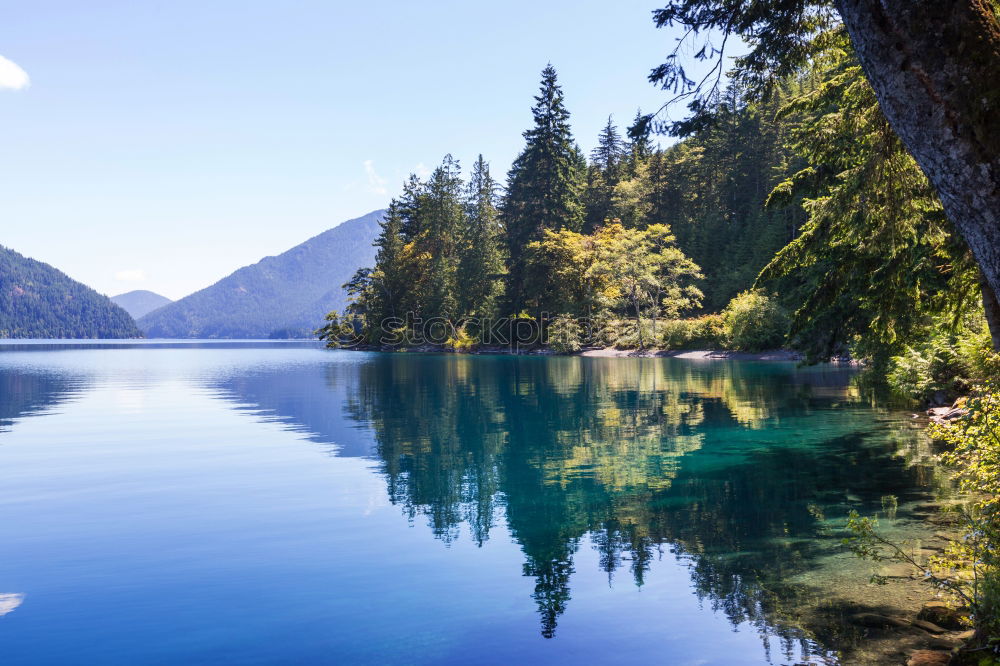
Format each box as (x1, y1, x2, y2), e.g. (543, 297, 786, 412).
(0, 245, 141, 339)
(138, 210, 384, 338)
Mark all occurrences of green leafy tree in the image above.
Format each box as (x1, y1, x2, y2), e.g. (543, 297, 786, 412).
(523, 229, 601, 317)
(631, 86, 801, 311)
(315, 310, 362, 348)
(587, 223, 702, 348)
(591, 116, 625, 175)
(721, 290, 789, 352)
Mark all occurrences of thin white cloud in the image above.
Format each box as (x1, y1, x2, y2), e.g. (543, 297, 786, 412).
(413, 162, 431, 180)
(114, 269, 147, 282)
(364, 160, 387, 196)
(0, 55, 30, 90)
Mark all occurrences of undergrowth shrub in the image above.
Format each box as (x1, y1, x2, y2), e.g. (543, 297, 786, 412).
(446, 325, 477, 352)
(930, 386, 1000, 650)
(887, 312, 999, 404)
(546, 315, 583, 354)
(721, 290, 788, 352)
(657, 315, 726, 349)
(611, 319, 654, 349)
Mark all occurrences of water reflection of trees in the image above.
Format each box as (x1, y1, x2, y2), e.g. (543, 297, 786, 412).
(345, 355, 940, 654)
(0, 368, 82, 433)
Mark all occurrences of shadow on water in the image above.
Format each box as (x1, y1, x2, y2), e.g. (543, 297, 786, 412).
(212, 353, 948, 662)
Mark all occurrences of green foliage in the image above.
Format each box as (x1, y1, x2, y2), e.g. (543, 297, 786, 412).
(446, 325, 478, 352)
(609, 319, 656, 350)
(637, 89, 804, 311)
(587, 223, 702, 347)
(886, 312, 1000, 404)
(521, 228, 599, 316)
(931, 387, 1000, 646)
(325, 57, 984, 363)
(458, 156, 506, 321)
(721, 290, 788, 352)
(0, 245, 141, 339)
(546, 315, 583, 354)
(525, 222, 702, 348)
(583, 116, 626, 232)
(356, 156, 477, 343)
(644, 1, 838, 133)
(758, 40, 975, 363)
(933, 386, 1000, 516)
(314, 311, 359, 349)
(330, 65, 789, 351)
(658, 315, 726, 350)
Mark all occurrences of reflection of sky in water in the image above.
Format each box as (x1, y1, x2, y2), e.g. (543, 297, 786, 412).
(0, 343, 943, 664)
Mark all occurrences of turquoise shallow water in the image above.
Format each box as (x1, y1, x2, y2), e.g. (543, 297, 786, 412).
(0, 342, 942, 664)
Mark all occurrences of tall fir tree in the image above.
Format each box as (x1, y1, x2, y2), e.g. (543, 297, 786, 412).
(503, 64, 585, 315)
(370, 201, 407, 323)
(458, 155, 506, 321)
(584, 116, 625, 232)
(397, 173, 426, 241)
(590, 116, 625, 174)
(417, 155, 465, 322)
(624, 108, 654, 176)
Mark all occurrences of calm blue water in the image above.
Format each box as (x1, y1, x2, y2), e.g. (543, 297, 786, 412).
(0, 342, 943, 664)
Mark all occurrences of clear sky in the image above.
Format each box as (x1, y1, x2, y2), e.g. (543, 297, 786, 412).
(1, 1, 693, 300)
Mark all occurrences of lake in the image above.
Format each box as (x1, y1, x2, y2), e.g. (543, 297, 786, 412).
(0, 342, 948, 664)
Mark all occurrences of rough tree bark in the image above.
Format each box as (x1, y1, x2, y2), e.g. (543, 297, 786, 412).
(835, 0, 1000, 349)
(981, 270, 1000, 350)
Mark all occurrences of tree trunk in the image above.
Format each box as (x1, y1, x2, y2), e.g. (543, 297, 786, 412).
(835, 0, 1000, 315)
(633, 294, 645, 349)
(981, 270, 1000, 351)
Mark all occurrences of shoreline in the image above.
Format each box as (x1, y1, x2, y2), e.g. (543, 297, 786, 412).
(578, 347, 803, 361)
(339, 343, 809, 361)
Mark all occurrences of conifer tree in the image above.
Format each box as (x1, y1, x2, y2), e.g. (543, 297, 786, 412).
(370, 201, 407, 323)
(591, 116, 625, 176)
(458, 155, 506, 321)
(504, 64, 585, 315)
(397, 174, 426, 241)
(625, 108, 654, 176)
(417, 155, 465, 322)
(584, 117, 626, 232)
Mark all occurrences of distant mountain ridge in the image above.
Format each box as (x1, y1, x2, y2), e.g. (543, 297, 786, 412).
(138, 210, 384, 338)
(111, 290, 173, 319)
(0, 245, 141, 339)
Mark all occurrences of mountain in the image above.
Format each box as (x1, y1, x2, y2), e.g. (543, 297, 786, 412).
(111, 290, 173, 319)
(139, 210, 384, 338)
(0, 245, 141, 339)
